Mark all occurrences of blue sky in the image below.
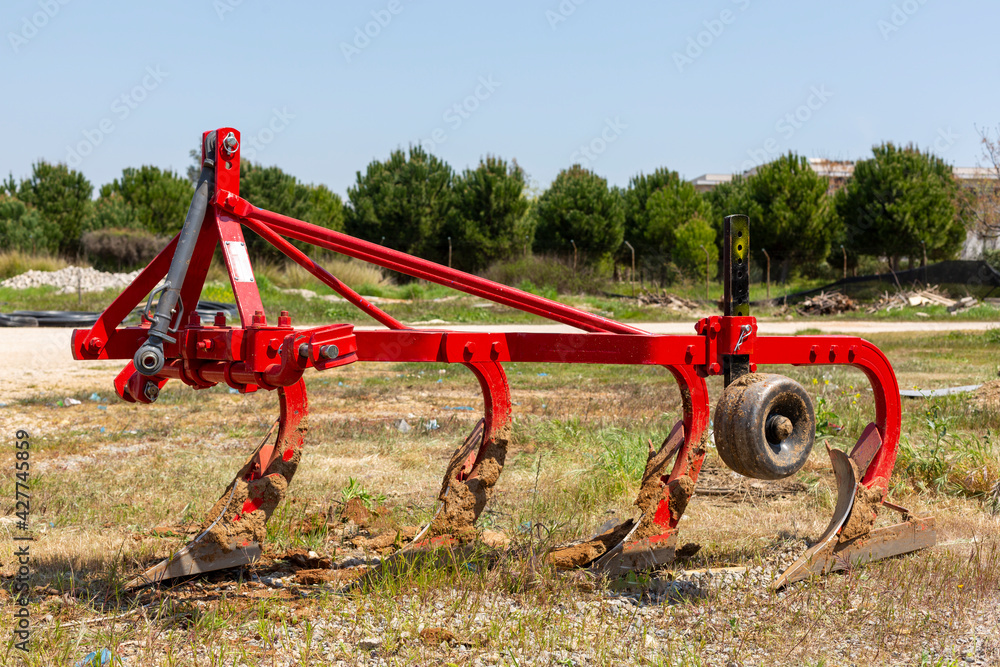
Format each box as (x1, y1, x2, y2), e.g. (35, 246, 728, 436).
(3, 0, 998, 198)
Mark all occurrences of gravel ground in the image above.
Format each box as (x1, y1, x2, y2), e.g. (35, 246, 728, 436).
(33, 541, 998, 667)
(0, 266, 154, 294)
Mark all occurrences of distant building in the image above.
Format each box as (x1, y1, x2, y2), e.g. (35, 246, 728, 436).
(689, 173, 733, 193)
(953, 166, 997, 181)
(956, 167, 1000, 259)
(806, 158, 854, 191)
(689, 159, 996, 192)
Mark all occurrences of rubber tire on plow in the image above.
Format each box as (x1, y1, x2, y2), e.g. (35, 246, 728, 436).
(714, 373, 815, 480)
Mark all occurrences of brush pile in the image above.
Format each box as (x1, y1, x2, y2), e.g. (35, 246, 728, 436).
(797, 291, 858, 315)
(866, 285, 982, 314)
(637, 288, 701, 312)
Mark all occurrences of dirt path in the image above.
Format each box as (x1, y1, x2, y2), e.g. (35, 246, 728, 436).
(0, 328, 121, 401)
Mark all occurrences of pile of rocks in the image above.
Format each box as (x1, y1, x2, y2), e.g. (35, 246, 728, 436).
(0, 266, 148, 294)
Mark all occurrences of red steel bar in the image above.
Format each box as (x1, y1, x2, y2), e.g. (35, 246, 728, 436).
(216, 192, 647, 336)
(755, 335, 900, 488)
(239, 214, 407, 330)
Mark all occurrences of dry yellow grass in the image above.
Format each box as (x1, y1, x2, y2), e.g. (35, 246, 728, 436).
(203, 254, 392, 292)
(0, 251, 71, 280)
(0, 332, 998, 665)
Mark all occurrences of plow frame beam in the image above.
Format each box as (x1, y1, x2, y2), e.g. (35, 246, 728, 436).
(70, 127, 904, 567)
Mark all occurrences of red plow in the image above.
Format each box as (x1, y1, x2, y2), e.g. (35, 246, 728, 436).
(72, 128, 935, 589)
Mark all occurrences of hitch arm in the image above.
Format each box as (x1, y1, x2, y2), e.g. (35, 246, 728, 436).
(133, 131, 218, 376)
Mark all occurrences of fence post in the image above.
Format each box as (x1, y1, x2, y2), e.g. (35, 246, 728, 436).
(921, 240, 927, 285)
(623, 241, 635, 297)
(762, 248, 771, 301)
(700, 244, 709, 302)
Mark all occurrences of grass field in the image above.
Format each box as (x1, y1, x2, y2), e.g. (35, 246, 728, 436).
(0, 329, 998, 665)
(3, 249, 999, 328)
(2, 278, 998, 329)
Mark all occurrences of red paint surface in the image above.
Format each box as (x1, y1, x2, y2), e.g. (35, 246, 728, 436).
(242, 497, 263, 514)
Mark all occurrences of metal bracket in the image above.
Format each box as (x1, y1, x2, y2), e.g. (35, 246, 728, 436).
(722, 214, 751, 386)
(140, 285, 182, 342)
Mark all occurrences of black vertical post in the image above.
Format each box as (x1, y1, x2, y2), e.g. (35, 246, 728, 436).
(723, 214, 751, 387)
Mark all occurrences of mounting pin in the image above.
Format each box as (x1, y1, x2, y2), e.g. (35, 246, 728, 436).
(222, 131, 239, 156)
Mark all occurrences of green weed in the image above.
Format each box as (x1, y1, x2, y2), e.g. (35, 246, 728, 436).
(341, 476, 387, 509)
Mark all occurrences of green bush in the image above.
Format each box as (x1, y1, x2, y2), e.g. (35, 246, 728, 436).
(99, 165, 192, 235)
(672, 216, 717, 277)
(482, 255, 608, 295)
(533, 165, 624, 264)
(836, 143, 966, 268)
(0, 195, 60, 255)
(81, 228, 170, 272)
(15, 161, 93, 254)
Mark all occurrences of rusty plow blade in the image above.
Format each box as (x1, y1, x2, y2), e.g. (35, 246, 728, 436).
(128, 382, 308, 587)
(548, 421, 692, 575)
(127, 520, 263, 587)
(773, 441, 936, 589)
(400, 361, 512, 554)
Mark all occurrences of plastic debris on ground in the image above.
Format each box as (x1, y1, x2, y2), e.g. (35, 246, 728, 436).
(899, 384, 982, 398)
(424, 418, 440, 431)
(64, 397, 82, 406)
(396, 419, 412, 433)
(75, 649, 121, 667)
